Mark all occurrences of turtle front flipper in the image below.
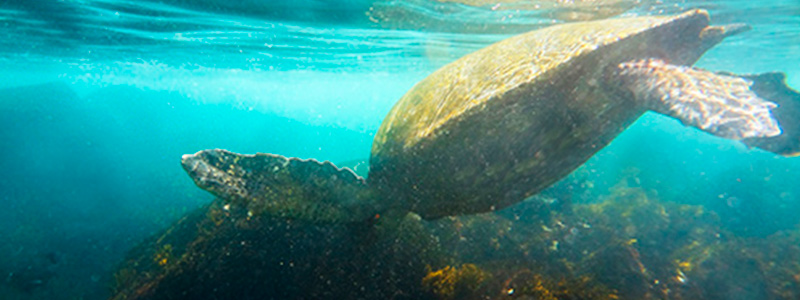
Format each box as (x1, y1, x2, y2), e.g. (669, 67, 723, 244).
(612, 59, 800, 156)
(181, 149, 382, 223)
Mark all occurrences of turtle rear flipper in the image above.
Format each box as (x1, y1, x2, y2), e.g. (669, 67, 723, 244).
(740, 72, 800, 156)
(181, 149, 382, 224)
(613, 58, 781, 140)
(613, 59, 800, 156)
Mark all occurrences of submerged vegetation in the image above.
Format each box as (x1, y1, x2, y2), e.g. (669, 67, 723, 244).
(422, 264, 490, 300)
(111, 174, 800, 299)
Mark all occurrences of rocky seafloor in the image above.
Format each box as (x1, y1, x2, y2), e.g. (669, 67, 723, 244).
(110, 178, 800, 300)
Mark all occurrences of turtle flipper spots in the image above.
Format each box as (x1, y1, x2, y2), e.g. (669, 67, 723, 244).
(615, 59, 782, 140)
(181, 149, 380, 224)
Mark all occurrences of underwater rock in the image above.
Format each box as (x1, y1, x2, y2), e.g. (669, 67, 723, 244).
(110, 199, 447, 299)
(112, 184, 800, 299)
(427, 185, 800, 300)
(421, 264, 490, 300)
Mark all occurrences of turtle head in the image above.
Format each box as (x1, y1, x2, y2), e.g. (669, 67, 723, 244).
(182, 149, 384, 224)
(181, 149, 250, 201)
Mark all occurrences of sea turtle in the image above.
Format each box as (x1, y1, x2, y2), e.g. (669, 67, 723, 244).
(181, 10, 799, 224)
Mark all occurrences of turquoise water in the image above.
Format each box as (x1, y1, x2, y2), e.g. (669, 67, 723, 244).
(0, 0, 799, 299)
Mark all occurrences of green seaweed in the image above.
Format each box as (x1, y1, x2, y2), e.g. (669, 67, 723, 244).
(111, 181, 800, 299)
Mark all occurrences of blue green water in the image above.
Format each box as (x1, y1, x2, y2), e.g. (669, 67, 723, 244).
(0, 0, 799, 299)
